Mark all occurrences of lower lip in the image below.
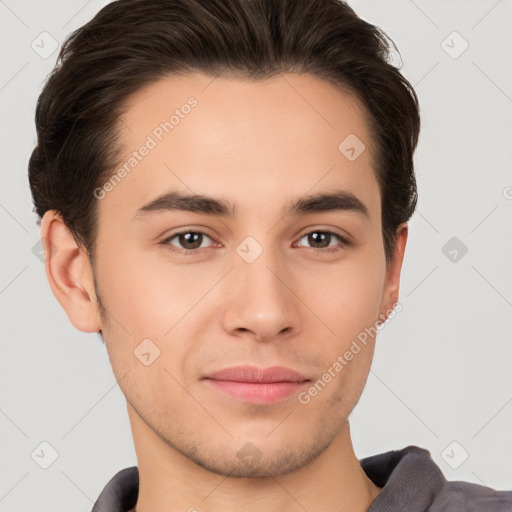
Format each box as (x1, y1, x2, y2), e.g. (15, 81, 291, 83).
(205, 379, 309, 404)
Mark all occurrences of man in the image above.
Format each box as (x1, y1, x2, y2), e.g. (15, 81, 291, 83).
(28, 0, 512, 510)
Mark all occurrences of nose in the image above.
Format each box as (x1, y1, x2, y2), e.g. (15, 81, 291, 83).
(221, 247, 302, 342)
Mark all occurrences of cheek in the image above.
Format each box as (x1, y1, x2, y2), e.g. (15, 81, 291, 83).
(306, 252, 385, 340)
(97, 248, 208, 375)
(96, 244, 196, 335)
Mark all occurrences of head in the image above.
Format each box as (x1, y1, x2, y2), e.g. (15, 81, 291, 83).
(30, 0, 419, 478)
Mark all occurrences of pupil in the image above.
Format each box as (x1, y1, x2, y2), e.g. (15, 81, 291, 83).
(310, 232, 329, 248)
(181, 232, 201, 249)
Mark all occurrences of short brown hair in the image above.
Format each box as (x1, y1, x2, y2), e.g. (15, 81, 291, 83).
(28, 0, 420, 268)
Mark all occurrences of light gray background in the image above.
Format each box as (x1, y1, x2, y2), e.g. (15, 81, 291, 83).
(1, 0, 511, 510)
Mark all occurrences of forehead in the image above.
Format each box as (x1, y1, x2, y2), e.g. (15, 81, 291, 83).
(98, 71, 380, 226)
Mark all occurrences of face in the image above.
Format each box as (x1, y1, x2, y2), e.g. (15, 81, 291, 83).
(87, 71, 405, 477)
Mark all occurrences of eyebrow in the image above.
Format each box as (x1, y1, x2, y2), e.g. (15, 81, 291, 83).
(133, 189, 370, 221)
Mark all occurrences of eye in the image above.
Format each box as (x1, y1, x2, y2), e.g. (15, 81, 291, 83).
(161, 228, 350, 255)
(161, 230, 217, 253)
(294, 230, 349, 253)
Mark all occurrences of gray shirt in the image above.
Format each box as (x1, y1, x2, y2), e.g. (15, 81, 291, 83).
(91, 445, 512, 511)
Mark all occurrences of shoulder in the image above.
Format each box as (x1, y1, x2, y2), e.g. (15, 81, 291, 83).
(92, 466, 139, 512)
(431, 479, 512, 511)
(360, 445, 512, 512)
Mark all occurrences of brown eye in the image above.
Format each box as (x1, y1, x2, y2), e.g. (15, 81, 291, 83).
(162, 231, 214, 252)
(295, 230, 348, 252)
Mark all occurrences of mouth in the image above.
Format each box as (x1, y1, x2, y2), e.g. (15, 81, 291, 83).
(202, 365, 311, 404)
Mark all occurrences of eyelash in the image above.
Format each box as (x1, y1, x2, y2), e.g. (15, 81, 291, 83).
(160, 229, 350, 255)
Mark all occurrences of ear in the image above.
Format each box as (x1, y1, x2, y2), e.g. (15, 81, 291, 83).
(40, 210, 102, 333)
(379, 222, 408, 322)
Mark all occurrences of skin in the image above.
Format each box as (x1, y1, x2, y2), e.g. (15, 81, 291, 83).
(41, 71, 408, 512)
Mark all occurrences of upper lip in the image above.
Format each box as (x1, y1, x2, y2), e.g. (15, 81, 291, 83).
(204, 365, 309, 383)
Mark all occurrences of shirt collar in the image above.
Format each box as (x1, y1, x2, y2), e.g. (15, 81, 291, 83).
(92, 444, 445, 512)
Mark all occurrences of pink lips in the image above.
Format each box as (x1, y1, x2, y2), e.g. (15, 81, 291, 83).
(203, 365, 310, 404)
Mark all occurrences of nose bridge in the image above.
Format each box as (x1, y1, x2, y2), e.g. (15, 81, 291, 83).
(236, 235, 288, 304)
(224, 235, 299, 338)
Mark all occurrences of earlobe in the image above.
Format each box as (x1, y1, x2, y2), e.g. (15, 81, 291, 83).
(40, 210, 102, 333)
(379, 223, 408, 322)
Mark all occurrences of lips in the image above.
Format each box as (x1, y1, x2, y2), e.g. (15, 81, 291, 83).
(204, 365, 309, 383)
(203, 365, 310, 404)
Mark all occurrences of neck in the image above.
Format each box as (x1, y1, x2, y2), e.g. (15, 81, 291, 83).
(128, 406, 381, 512)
